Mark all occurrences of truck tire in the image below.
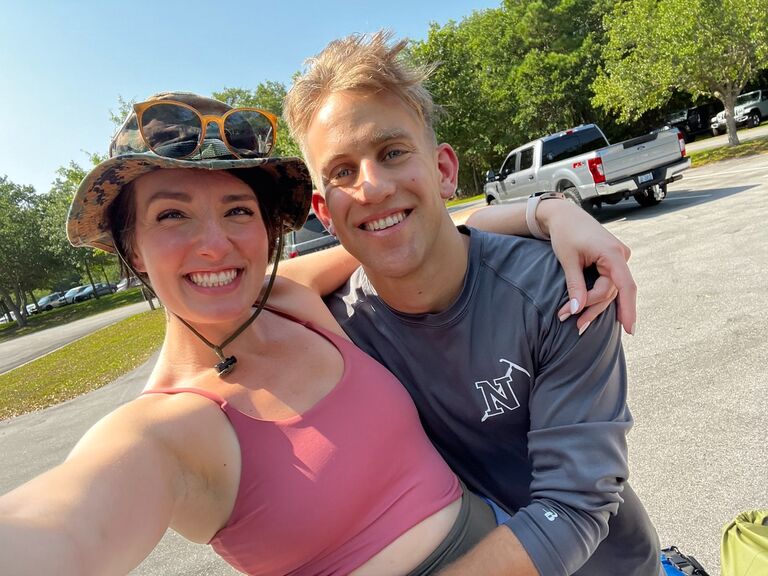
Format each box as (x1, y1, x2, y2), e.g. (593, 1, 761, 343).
(747, 111, 761, 128)
(562, 187, 587, 210)
(486, 196, 498, 205)
(634, 184, 666, 207)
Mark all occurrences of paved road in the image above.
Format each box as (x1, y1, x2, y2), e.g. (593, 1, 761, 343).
(0, 301, 156, 375)
(686, 123, 768, 153)
(1, 154, 766, 574)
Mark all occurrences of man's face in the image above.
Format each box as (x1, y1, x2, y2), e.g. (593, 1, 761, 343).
(303, 90, 458, 280)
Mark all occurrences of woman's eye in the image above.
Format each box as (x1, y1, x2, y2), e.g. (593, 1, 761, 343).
(227, 207, 254, 216)
(157, 210, 184, 221)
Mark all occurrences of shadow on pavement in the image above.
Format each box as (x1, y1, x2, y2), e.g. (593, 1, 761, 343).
(592, 185, 757, 224)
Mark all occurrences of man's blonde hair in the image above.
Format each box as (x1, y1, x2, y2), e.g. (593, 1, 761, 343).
(284, 30, 438, 150)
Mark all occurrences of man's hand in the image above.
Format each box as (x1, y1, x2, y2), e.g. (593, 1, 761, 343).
(538, 200, 636, 335)
(437, 526, 539, 576)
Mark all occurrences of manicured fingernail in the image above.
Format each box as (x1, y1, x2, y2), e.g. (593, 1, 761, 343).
(578, 321, 591, 336)
(630, 322, 637, 336)
(559, 311, 571, 322)
(569, 298, 579, 315)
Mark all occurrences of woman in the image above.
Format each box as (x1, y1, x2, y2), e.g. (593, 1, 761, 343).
(0, 92, 627, 575)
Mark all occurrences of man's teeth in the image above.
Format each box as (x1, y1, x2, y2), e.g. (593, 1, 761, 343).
(363, 212, 406, 232)
(189, 269, 238, 287)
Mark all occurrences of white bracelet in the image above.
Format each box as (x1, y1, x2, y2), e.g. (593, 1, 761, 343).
(525, 193, 564, 240)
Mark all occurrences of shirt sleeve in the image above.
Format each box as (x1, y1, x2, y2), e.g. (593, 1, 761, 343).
(503, 290, 632, 576)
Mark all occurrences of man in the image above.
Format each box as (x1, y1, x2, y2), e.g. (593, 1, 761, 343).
(283, 31, 661, 575)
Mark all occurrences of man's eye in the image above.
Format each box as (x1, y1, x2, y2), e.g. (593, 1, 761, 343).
(384, 149, 406, 161)
(227, 207, 254, 216)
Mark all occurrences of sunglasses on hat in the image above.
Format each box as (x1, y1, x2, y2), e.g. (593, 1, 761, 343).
(110, 99, 278, 160)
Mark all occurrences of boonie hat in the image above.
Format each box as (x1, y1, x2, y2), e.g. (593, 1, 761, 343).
(67, 92, 312, 253)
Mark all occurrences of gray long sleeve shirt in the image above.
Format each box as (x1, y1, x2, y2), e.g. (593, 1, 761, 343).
(326, 227, 660, 575)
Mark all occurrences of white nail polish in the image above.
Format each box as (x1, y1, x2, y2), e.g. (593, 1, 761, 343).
(559, 312, 571, 322)
(570, 298, 579, 315)
(630, 322, 637, 336)
(578, 321, 591, 336)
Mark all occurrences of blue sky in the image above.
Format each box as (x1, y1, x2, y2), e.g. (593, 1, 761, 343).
(0, 0, 500, 194)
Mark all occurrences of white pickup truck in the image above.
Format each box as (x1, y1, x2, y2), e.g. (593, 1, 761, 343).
(484, 124, 691, 209)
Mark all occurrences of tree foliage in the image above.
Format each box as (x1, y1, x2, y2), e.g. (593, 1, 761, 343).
(409, 0, 619, 194)
(593, 0, 768, 144)
(213, 83, 301, 157)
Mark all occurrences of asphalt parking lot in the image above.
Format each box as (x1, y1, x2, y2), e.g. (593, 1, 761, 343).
(0, 153, 765, 574)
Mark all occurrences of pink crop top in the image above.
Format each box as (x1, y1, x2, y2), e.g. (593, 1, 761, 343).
(142, 314, 460, 576)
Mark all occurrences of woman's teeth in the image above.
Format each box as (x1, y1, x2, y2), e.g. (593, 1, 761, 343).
(363, 211, 406, 232)
(188, 269, 238, 287)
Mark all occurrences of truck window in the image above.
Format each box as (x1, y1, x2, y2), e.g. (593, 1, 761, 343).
(577, 128, 608, 155)
(499, 153, 517, 176)
(541, 133, 580, 165)
(519, 147, 534, 170)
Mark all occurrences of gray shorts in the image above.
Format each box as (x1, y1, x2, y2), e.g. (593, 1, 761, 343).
(405, 487, 497, 576)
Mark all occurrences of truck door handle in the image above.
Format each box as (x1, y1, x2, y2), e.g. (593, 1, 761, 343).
(637, 145, 646, 150)
(528, 176, 535, 180)
(510, 179, 516, 184)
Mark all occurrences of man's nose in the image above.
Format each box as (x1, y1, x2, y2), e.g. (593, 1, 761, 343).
(355, 158, 396, 203)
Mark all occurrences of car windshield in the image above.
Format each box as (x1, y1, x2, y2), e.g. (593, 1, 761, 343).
(666, 109, 687, 123)
(736, 91, 759, 106)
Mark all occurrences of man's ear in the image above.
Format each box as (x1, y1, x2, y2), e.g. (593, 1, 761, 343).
(312, 190, 334, 233)
(436, 143, 460, 200)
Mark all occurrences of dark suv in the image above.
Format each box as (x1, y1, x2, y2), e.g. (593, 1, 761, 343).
(284, 213, 339, 258)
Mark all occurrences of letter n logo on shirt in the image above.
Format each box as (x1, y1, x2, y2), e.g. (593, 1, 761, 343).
(475, 359, 530, 422)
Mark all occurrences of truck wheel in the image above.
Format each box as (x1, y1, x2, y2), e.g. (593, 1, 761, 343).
(747, 111, 761, 128)
(633, 184, 666, 207)
(486, 196, 498, 206)
(562, 187, 586, 210)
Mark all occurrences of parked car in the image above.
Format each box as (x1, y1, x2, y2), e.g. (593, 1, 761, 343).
(662, 102, 722, 142)
(59, 285, 88, 306)
(484, 123, 690, 210)
(710, 110, 727, 136)
(710, 89, 768, 135)
(75, 282, 117, 302)
(116, 276, 143, 291)
(733, 89, 768, 128)
(283, 212, 339, 258)
(35, 292, 65, 312)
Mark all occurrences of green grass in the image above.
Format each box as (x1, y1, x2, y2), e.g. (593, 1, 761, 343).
(0, 309, 166, 420)
(0, 288, 148, 343)
(446, 193, 484, 207)
(689, 136, 768, 167)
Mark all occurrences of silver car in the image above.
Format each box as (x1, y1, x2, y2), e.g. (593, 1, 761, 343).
(283, 213, 339, 259)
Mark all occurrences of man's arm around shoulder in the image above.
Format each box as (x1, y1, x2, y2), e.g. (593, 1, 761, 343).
(438, 526, 539, 575)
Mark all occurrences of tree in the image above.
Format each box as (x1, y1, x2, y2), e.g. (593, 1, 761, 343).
(0, 177, 51, 326)
(409, 0, 619, 195)
(213, 83, 301, 157)
(593, 0, 768, 145)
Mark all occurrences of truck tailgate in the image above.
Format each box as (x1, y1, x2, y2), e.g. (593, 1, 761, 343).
(598, 130, 682, 182)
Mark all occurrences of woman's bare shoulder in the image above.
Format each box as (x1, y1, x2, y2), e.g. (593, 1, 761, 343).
(264, 276, 349, 339)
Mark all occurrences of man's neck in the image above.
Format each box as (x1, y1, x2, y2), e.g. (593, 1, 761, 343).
(364, 224, 471, 315)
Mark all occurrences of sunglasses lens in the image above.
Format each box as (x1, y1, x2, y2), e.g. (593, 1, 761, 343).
(224, 111, 274, 157)
(140, 103, 202, 158)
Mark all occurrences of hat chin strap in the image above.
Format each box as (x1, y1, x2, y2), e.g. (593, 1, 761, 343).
(114, 234, 284, 377)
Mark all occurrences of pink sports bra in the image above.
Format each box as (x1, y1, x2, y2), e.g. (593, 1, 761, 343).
(142, 313, 460, 576)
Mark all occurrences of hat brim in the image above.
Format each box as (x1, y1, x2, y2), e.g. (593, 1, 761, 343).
(67, 154, 312, 253)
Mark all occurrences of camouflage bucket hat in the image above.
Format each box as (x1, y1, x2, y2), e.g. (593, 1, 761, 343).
(67, 92, 312, 253)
